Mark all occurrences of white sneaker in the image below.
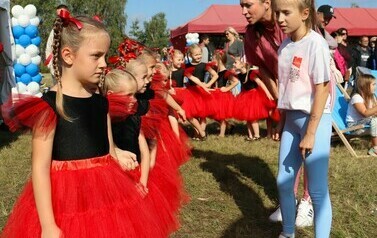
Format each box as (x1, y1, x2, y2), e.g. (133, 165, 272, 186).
(269, 199, 298, 222)
(278, 232, 295, 238)
(295, 198, 314, 227)
(269, 206, 282, 222)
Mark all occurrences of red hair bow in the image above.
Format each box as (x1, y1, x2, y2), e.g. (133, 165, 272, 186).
(92, 15, 102, 22)
(118, 38, 145, 62)
(59, 9, 83, 30)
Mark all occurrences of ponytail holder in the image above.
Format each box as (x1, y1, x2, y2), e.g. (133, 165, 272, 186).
(93, 15, 102, 22)
(215, 49, 225, 55)
(59, 9, 83, 30)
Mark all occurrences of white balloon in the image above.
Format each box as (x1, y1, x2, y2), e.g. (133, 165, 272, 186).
(194, 38, 200, 44)
(18, 53, 31, 66)
(15, 45, 25, 57)
(24, 4, 37, 18)
(31, 55, 41, 65)
(25, 45, 39, 57)
(194, 33, 199, 39)
(30, 17, 40, 26)
(18, 15, 30, 28)
(11, 5, 24, 18)
(17, 82, 27, 94)
(11, 17, 19, 26)
(27, 82, 40, 95)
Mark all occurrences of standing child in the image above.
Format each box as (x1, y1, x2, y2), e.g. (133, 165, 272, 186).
(183, 44, 218, 140)
(274, 0, 333, 237)
(207, 50, 239, 137)
(346, 74, 377, 156)
(1, 15, 166, 237)
(232, 57, 277, 141)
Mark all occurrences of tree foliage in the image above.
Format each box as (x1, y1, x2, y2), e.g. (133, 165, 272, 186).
(143, 13, 169, 50)
(11, 0, 127, 58)
(129, 12, 169, 50)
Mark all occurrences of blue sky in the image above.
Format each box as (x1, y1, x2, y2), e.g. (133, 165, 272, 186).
(125, 0, 377, 33)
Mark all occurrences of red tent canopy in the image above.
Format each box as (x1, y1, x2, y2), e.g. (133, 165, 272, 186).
(170, 4, 247, 50)
(326, 8, 377, 36)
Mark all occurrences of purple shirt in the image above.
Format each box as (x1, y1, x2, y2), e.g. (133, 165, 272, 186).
(244, 22, 286, 79)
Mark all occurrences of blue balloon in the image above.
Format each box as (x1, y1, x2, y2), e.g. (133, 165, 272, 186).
(18, 35, 31, 47)
(14, 63, 26, 77)
(15, 39, 19, 44)
(20, 73, 32, 85)
(32, 74, 42, 83)
(24, 25, 38, 38)
(12, 26, 25, 39)
(25, 64, 39, 77)
(16, 77, 21, 83)
(31, 36, 41, 46)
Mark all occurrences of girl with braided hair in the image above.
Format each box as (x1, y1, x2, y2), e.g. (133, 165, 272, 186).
(1, 12, 168, 238)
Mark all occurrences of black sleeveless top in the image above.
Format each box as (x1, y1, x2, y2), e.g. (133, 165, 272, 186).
(217, 70, 228, 88)
(185, 62, 206, 86)
(111, 88, 154, 163)
(42, 91, 109, 161)
(238, 73, 257, 91)
(171, 68, 184, 88)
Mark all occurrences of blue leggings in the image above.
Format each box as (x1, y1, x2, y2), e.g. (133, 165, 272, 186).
(277, 111, 332, 237)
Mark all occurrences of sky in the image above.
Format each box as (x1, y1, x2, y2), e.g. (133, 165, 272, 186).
(125, 0, 377, 33)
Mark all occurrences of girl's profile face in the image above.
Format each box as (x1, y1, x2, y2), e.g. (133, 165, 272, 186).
(370, 81, 376, 94)
(133, 64, 148, 93)
(172, 54, 184, 69)
(190, 47, 202, 63)
(233, 59, 243, 70)
(145, 57, 157, 83)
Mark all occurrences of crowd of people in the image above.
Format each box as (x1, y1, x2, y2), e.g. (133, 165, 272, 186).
(0, 0, 376, 237)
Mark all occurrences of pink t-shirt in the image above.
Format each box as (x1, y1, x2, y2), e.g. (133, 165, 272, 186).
(244, 22, 286, 79)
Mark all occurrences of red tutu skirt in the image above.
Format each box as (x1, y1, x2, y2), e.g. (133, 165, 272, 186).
(210, 89, 236, 121)
(1, 155, 169, 238)
(233, 87, 277, 121)
(171, 87, 187, 106)
(181, 86, 214, 119)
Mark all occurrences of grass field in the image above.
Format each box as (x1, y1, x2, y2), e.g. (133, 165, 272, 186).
(0, 121, 376, 238)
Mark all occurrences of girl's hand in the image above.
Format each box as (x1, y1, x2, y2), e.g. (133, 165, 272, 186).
(201, 84, 211, 94)
(168, 88, 176, 95)
(41, 224, 63, 238)
(115, 148, 139, 170)
(177, 108, 187, 121)
(220, 87, 228, 92)
(299, 133, 315, 160)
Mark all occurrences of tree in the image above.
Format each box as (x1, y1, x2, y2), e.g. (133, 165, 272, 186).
(351, 3, 360, 8)
(143, 12, 169, 50)
(129, 19, 146, 43)
(11, 0, 127, 61)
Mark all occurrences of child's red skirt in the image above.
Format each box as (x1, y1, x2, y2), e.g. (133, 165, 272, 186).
(1, 154, 170, 238)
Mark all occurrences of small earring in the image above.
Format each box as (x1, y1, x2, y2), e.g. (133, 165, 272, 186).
(98, 73, 105, 88)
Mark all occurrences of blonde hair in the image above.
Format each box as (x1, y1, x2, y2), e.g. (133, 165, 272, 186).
(103, 69, 137, 95)
(125, 59, 148, 77)
(225, 26, 239, 39)
(274, 0, 316, 30)
(188, 44, 201, 56)
(52, 16, 108, 120)
(155, 62, 170, 78)
(355, 74, 377, 108)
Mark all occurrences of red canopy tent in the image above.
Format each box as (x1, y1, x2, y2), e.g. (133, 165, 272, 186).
(326, 8, 377, 36)
(170, 4, 247, 51)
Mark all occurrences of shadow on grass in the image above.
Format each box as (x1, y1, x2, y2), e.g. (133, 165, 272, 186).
(0, 129, 20, 150)
(193, 149, 281, 237)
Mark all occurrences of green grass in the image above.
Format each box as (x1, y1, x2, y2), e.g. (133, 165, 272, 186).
(1, 121, 377, 237)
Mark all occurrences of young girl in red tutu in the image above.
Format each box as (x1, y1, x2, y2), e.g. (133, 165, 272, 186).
(207, 50, 239, 137)
(168, 49, 186, 137)
(183, 44, 218, 140)
(1, 14, 167, 238)
(105, 67, 180, 235)
(233, 57, 277, 141)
